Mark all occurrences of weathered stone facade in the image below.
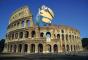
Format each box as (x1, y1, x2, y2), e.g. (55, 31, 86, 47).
(3, 6, 83, 53)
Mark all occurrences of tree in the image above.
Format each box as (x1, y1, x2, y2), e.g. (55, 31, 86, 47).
(0, 39, 5, 52)
(81, 38, 88, 50)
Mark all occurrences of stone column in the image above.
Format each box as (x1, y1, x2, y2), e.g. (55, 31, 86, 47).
(21, 44, 24, 53)
(24, 20, 26, 28)
(20, 21, 22, 28)
(58, 43, 60, 52)
(43, 44, 47, 53)
(60, 34, 63, 52)
(27, 44, 30, 53)
(12, 44, 14, 53)
(64, 34, 67, 52)
(16, 44, 18, 53)
(68, 34, 71, 52)
(7, 44, 9, 52)
(23, 31, 25, 39)
(35, 44, 38, 53)
(69, 45, 71, 52)
(51, 45, 54, 53)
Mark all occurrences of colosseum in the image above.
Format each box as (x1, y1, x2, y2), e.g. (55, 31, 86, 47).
(4, 6, 83, 54)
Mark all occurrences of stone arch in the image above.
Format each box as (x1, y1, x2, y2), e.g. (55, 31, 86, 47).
(31, 31, 36, 37)
(12, 33, 14, 39)
(30, 44, 35, 53)
(69, 35, 71, 40)
(22, 20, 24, 27)
(26, 20, 30, 27)
(40, 32, 44, 37)
(14, 45, 17, 52)
(17, 22, 19, 27)
(46, 32, 51, 42)
(10, 45, 12, 52)
(24, 44, 28, 52)
(15, 33, 18, 39)
(38, 44, 43, 53)
(67, 45, 69, 51)
(25, 31, 29, 38)
(19, 32, 23, 38)
(61, 30, 64, 33)
(53, 44, 58, 53)
(47, 44, 51, 52)
(18, 44, 22, 52)
(46, 32, 51, 37)
(57, 34, 60, 39)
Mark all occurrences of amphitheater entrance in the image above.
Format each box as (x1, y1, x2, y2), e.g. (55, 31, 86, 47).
(10, 45, 12, 52)
(14, 45, 17, 52)
(30, 44, 35, 53)
(24, 44, 28, 52)
(47, 44, 51, 52)
(18, 44, 22, 52)
(67, 45, 69, 51)
(62, 44, 65, 52)
(53, 44, 58, 53)
(38, 44, 43, 53)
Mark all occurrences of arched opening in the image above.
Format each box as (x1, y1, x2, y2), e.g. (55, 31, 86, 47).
(46, 32, 51, 42)
(8, 44, 10, 52)
(57, 34, 60, 39)
(10, 45, 12, 52)
(74, 45, 75, 51)
(15, 33, 18, 39)
(19, 32, 23, 38)
(25, 31, 29, 38)
(17, 22, 19, 27)
(22, 21, 24, 27)
(18, 44, 22, 52)
(26, 20, 30, 27)
(67, 45, 69, 51)
(40, 32, 44, 37)
(71, 45, 73, 51)
(38, 44, 43, 53)
(53, 44, 58, 53)
(61, 30, 64, 33)
(24, 44, 28, 52)
(30, 44, 35, 53)
(72, 35, 74, 41)
(14, 45, 17, 52)
(12, 33, 14, 39)
(69, 35, 71, 40)
(31, 31, 36, 37)
(62, 44, 65, 52)
(47, 44, 51, 52)
(46, 32, 51, 37)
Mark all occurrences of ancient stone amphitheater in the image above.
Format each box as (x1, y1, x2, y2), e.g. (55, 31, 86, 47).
(3, 6, 83, 54)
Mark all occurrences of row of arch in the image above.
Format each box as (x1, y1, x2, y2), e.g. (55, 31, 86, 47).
(8, 44, 58, 53)
(6, 31, 51, 40)
(8, 20, 30, 30)
(7, 43, 81, 53)
(62, 44, 81, 51)
(6, 30, 79, 41)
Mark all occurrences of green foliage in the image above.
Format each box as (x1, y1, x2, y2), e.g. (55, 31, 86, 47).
(0, 39, 5, 52)
(81, 38, 88, 50)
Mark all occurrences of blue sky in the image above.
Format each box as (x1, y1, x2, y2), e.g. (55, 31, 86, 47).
(0, 0, 88, 40)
